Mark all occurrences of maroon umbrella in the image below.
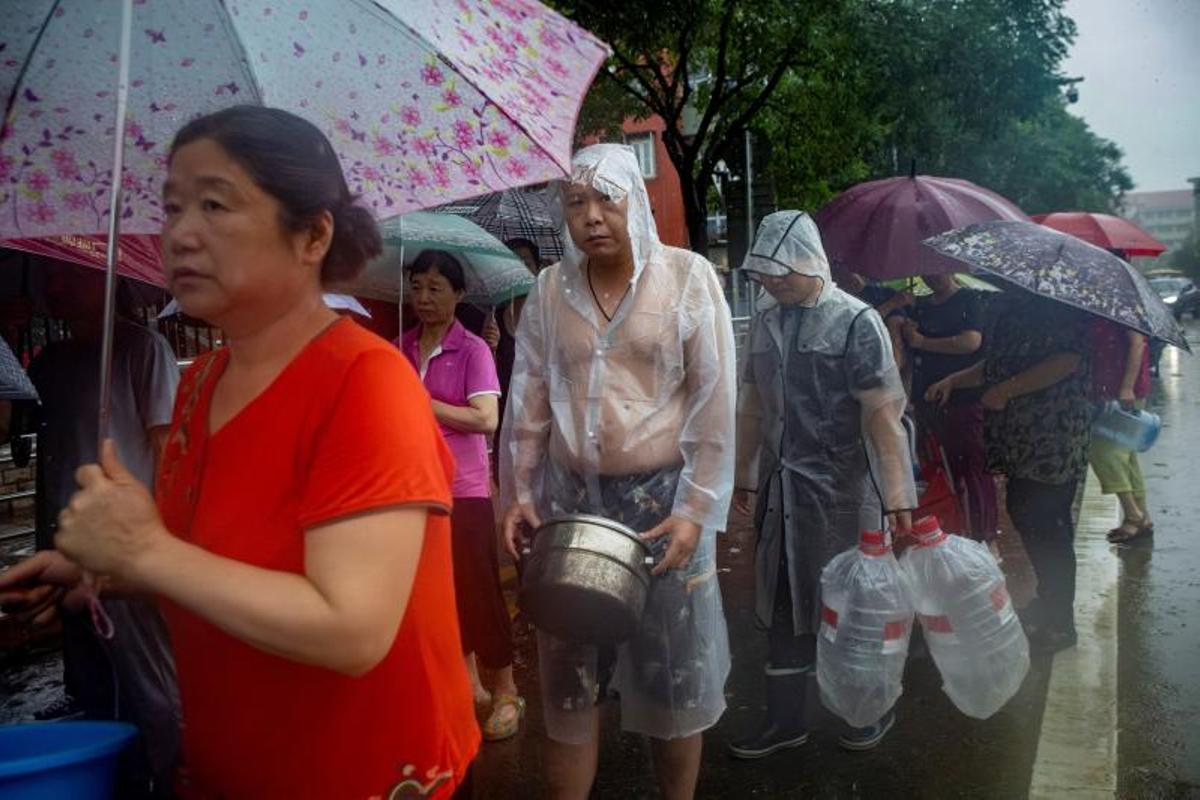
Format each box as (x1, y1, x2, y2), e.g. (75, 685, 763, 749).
(1, 234, 165, 287)
(1031, 212, 1167, 257)
(815, 175, 1029, 280)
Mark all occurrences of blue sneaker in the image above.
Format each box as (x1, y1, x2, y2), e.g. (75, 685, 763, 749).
(838, 710, 895, 751)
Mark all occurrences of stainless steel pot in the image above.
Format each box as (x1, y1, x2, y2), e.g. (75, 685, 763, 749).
(518, 514, 654, 645)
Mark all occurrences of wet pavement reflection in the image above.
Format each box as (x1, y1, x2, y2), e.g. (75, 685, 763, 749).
(478, 496, 1056, 798)
(1117, 326, 1200, 798)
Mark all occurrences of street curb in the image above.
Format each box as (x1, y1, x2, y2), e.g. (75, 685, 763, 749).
(1028, 471, 1119, 798)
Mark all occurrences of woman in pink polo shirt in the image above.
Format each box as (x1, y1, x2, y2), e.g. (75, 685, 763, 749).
(401, 249, 524, 741)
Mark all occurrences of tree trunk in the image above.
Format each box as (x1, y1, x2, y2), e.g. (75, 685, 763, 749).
(679, 168, 709, 258)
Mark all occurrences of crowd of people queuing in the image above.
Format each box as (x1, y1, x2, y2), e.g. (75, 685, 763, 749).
(0, 105, 1151, 798)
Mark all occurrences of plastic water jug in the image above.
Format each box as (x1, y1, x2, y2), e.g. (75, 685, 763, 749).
(899, 516, 1029, 719)
(1092, 401, 1161, 452)
(817, 530, 914, 728)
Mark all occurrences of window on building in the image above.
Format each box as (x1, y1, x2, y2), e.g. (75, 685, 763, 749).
(624, 132, 657, 180)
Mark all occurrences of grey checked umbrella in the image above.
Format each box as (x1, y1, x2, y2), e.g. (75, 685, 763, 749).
(437, 189, 563, 265)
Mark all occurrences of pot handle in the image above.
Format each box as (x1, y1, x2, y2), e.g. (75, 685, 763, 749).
(518, 521, 540, 561)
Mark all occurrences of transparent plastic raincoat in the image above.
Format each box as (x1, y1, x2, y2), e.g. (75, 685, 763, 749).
(735, 211, 916, 636)
(499, 145, 736, 743)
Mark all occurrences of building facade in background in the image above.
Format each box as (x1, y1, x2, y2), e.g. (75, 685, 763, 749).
(620, 116, 689, 249)
(1122, 189, 1195, 256)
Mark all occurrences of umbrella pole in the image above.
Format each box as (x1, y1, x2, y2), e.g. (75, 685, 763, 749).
(398, 216, 405, 337)
(97, 0, 134, 444)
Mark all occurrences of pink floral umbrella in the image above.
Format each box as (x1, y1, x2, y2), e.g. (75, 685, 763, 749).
(1, 0, 610, 636)
(0, 0, 610, 239)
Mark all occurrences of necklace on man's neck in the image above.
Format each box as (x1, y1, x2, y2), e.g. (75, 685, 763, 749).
(587, 262, 631, 323)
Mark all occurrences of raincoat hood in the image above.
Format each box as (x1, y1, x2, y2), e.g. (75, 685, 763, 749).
(555, 144, 660, 282)
(742, 211, 834, 308)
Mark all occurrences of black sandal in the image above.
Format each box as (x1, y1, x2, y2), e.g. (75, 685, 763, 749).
(1108, 521, 1153, 544)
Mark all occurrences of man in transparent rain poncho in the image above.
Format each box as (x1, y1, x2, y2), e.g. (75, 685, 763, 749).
(500, 144, 736, 799)
(729, 211, 915, 757)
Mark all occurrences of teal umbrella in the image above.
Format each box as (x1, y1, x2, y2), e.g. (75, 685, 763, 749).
(348, 212, 535, 308)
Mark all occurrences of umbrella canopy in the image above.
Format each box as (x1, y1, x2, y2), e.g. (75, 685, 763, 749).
(816, 175, 1030, 280)
(0, 0, 609, 239)
(0, 336, 38, 401)
(436, 188, 563, 264)
(881, 273, 999, 296)
(1, 234, 164, 287)
(349, 212, 535, 307)
(1144, 268, 1185, 279)
(924, 220, 1189, 351)
(158, 293, 370, 319)
(1032, 212, 1167, 257)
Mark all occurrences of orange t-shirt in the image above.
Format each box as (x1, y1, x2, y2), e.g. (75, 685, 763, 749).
(155, 318, 479, 798)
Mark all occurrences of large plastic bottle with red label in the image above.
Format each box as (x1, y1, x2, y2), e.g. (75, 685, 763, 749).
(817, 530, 914, 728)
(899, 515, 1030, 719)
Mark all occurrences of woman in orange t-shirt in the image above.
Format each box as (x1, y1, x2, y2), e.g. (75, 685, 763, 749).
(0, 106, 478, 797)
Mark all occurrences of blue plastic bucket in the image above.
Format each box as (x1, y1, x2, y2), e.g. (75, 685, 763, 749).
(0, 721, 138, 799)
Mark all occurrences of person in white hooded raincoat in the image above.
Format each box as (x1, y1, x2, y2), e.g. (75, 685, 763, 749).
(729, 211, 916, 758)
(500, 144, 736, 798)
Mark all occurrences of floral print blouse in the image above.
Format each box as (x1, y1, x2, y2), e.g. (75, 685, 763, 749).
(983, 295, 1092, 485)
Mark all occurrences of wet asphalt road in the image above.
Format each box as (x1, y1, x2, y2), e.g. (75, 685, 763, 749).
(479, 493, 1056, 798)
(476, 325, 1200, 799)
(1117, 328, 1200, 798)
(3, 325, 1197, 797)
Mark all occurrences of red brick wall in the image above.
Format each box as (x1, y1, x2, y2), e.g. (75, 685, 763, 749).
(622, 116, 689, 249)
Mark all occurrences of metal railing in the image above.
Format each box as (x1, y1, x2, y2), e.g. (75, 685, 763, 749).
(723, 268, 755, 360)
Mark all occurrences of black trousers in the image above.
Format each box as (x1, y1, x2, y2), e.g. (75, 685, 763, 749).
(1006, 476, 1079, 636)
(767, 543, 816, 669)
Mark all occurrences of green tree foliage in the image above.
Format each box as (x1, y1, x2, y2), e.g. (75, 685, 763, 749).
(757, 47, 885, 212)
(553, 0, 846, 254)
(767, 0, 1131, 214)
(970, 102, 1134, 214)
(857, 0, 1077, 177)
(573, 76, 648, 148)
(1169, 228, 1200, 280)
(558, 0, 1132, 251)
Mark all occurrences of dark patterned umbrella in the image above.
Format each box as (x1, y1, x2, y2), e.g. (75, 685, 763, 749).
(0, 337, 37, 401)
(924, 220, 1189, 351)
(436, 189, 563, 265)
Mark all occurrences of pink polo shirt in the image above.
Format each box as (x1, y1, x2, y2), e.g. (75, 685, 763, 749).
(400, 320, 501, 498)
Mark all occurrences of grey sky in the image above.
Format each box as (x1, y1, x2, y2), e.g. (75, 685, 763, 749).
(1063, 0, 1200, 192)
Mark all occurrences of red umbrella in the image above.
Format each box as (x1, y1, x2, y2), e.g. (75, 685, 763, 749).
(815, 175, 1029, 280)
(1, 234, 165, 287)
(1031, 212, 1167, 257)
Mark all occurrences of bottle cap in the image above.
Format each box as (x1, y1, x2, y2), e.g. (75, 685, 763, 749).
(911, 515, 947, 546)
(859, 529, 892, 556)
